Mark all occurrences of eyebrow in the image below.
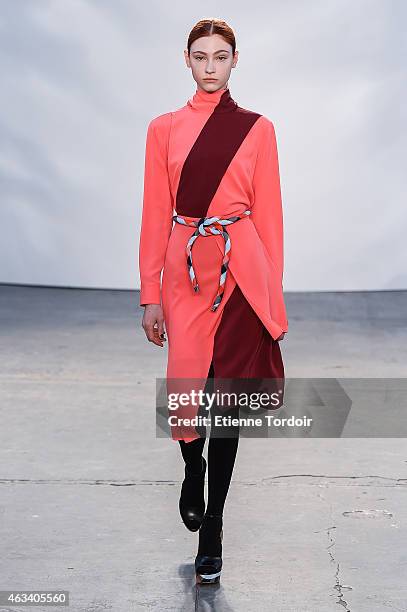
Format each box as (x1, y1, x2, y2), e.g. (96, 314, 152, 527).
(191, 50, 230, 54)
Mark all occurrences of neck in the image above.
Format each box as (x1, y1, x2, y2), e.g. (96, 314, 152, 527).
(187, 85, 238, 113)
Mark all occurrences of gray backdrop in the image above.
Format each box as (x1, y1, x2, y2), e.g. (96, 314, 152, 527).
(1, 0, 406, 291)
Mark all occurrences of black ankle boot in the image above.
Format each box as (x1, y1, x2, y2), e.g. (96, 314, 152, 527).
(179, 456, 206, 532)
(195, 512, 223, 584)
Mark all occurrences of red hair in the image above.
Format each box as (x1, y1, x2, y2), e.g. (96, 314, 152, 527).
(187, 18, 236, 55)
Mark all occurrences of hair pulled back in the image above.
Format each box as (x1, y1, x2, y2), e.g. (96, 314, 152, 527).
(187, 18, 236, 55)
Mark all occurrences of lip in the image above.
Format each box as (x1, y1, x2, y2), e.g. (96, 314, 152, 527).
(203, 79, 218, 81)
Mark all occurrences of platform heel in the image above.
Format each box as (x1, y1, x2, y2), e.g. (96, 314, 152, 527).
(195, 512, 223, 585)
(179, 456, 207, 531)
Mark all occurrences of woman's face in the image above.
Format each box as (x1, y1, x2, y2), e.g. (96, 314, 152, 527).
(185, 34, 238, 92)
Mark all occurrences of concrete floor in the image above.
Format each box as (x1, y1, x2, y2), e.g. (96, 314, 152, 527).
(0, 284, 407, 611)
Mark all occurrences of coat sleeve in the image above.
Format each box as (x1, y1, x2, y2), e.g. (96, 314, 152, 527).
(251, 116, 285, 286)
(138, 113, 174, 306)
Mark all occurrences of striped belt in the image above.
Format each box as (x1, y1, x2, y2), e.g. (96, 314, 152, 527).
(172, 211, 251, 312)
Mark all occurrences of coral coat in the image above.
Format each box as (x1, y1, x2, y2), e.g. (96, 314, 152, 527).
(138, 86, 288, 442)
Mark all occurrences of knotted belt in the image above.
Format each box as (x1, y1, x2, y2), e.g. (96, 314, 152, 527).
(172, 210, 251, 312)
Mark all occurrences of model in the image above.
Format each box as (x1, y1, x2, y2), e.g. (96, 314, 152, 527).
(138, 18, 288, 585)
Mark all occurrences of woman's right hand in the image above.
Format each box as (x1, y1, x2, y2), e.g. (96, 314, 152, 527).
(142, 304, 167, 347)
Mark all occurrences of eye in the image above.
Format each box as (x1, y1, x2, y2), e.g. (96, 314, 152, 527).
(195, 56, 204, 61)
(217, 56, 228, 61)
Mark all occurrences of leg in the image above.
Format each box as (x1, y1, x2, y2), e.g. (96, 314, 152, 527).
(206, 402, 240, 516)
(178, 362, 214, 531)
(195, 402, 240, 577)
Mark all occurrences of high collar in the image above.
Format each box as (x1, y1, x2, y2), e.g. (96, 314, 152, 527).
(187, 85, 238, 113)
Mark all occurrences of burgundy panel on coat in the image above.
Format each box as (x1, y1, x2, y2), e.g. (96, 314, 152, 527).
(208, 282, 285, 410)
(176, 90, 261, 218)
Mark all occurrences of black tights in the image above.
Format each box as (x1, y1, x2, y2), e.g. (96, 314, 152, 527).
(178, 363, 240, 516)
